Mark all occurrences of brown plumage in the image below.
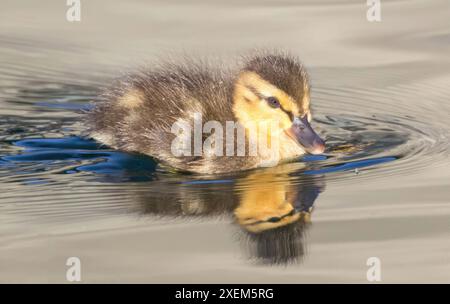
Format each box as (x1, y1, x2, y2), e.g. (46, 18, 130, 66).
(87, 51, 325, 174)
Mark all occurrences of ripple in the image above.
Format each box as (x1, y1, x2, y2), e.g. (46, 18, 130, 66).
(1, 51, 450, 265)
(1, 63, 449, 193)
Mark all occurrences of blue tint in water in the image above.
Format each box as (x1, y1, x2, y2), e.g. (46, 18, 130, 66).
(73, 152, 158, 182)
(4, 150, 111, 161)
(13, 137, 102, 151)
(304, 157, 397, 175)
(1, 136, 396, 183)
(2, 136, 158, 182)
(301, 155, 328, 162)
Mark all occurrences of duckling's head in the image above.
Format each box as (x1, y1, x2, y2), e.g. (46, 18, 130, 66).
(233, 54, 325, 157)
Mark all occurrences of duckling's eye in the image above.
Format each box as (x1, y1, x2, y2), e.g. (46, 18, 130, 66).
(266, 96, 280, 108)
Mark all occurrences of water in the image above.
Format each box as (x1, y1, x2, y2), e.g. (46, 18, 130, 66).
(1, 0, 450, 282)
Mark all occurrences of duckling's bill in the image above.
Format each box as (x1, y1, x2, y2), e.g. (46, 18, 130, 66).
(285, 116, 325, 155)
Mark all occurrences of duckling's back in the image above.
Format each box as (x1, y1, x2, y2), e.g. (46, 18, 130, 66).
(87, 62, 248, 173)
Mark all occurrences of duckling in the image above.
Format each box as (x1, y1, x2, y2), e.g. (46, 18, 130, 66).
(87, 52, 325, 174)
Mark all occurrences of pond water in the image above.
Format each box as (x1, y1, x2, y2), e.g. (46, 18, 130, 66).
(1, 0, 449, 282)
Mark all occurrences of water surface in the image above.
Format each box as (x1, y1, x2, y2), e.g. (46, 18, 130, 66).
(1, 0, 450, 283)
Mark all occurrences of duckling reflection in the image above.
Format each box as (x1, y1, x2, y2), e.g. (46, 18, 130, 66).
(133, 163, 325, 265)
(233, 167, 324, 264)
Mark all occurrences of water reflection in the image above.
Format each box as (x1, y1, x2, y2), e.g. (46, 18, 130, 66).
(234, 167, 325, 264)
(1, 136, 399, 264)
(133, 163, 325, 265)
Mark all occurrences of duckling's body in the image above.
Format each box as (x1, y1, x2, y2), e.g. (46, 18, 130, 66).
(88, 52, 325, 174)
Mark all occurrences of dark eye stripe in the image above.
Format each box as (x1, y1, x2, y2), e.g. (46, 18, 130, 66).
(245, 85, 294, 121)
(280, 106, 294, 121)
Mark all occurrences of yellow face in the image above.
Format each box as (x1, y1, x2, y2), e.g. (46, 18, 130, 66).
(232, 71, 313, 159)
(233, 71, 311, 127)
